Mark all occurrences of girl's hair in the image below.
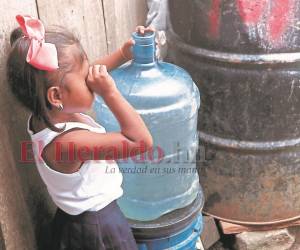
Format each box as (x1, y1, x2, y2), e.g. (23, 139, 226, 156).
(6, 26, 87, 132)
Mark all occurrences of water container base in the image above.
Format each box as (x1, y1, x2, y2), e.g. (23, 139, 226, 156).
(129, 192, 204, 239)
(135, 214, 203, 250)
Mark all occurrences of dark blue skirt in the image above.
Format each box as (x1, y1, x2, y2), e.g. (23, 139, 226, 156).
(50, 200, 138, 250)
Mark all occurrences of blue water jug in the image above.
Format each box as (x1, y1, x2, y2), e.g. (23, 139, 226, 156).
(93, 31, 202, 221)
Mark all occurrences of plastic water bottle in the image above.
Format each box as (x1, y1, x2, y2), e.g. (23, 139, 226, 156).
(93, 31, 203, 221)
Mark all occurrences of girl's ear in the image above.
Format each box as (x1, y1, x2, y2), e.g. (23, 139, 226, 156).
(47, 86, 63, 108)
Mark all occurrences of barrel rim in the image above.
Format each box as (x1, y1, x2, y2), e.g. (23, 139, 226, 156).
(199, 131, 300, 151)
(203, 211, 300, 226)
(167, 22, 300, 65)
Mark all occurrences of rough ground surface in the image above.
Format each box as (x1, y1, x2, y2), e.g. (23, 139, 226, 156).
(204, 226, 300, 250)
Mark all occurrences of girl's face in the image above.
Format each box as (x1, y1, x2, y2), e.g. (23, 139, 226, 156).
(59, 58, 94, 113)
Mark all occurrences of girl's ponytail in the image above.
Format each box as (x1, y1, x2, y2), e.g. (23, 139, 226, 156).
(9, 27, 23, 47)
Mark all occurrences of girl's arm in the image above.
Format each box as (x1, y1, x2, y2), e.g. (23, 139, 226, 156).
(91, 40, 133, 71)
(92, 26, 155, 71)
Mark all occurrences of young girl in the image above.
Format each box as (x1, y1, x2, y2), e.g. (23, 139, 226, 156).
(7, 15, 153, 250)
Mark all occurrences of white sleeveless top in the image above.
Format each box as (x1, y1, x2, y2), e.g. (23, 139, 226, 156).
(27, 113, 123, 215)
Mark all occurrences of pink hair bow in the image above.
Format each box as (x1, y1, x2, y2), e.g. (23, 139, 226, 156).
(16, 15, 59, 71)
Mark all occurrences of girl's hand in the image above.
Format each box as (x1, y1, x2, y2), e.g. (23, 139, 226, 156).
(86, 64, 117, 97)
(120, 26, 156, 60)
(135, 25, 155, 35)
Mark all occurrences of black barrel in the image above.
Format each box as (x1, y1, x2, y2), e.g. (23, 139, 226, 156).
(168, 0, 300, 225)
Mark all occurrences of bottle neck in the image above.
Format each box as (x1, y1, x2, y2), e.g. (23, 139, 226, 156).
(132, 31, 156, 64)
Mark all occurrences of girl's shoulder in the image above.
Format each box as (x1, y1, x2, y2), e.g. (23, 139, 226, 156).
(28, 113, 106, 174)
(29, 113, 101, 135)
